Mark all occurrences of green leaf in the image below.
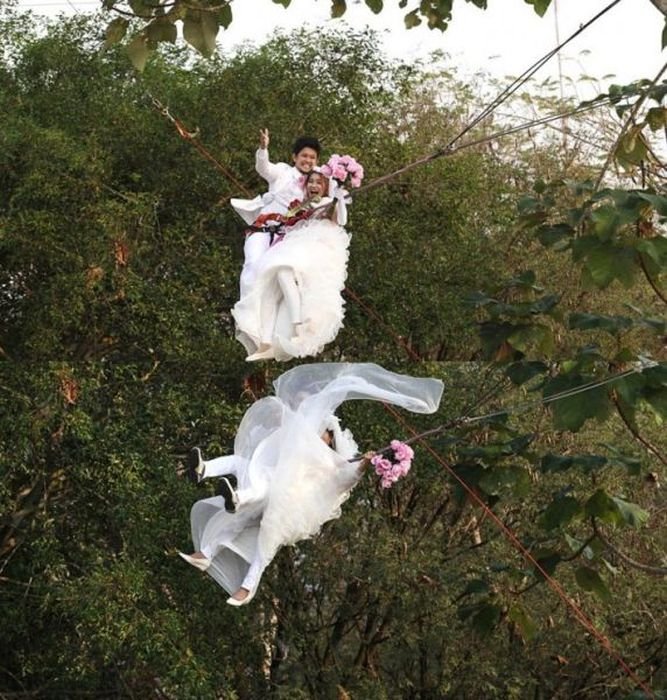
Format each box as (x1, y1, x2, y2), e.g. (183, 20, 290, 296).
(610, 496, 649, 528)
(602, 445, 641, 475)
(536, 223, 574, 247)
(146, 18, 177, 43)
(128, 0, 149, 16)
(104, 17, 129, 48)
(478, 321, 517, 361)
(272, 0, 291, 6)
(636, 238, 667, 274)
(540, 495, 581, 530)
(591, 205, 622, 240)
(471, 603, 502, 634)
(615, 127, 649, 168)
(574, 240, 637, 289)
(575, 566, 611, 602)
(218, 3, 233, 29)
(585, 489, 622, 526)
(543, 375, 612, 432)
(508, 323, 554, 355)
(183, 10, 219, 57)
(644, 386, 667, 423)
(331, 0, 347, 18)
(505, 360, 548, 385)
(524, 0, 552, 17)
(365, 0, 383, 13)
(564, 533, 594, 558)
(636, 192, 667, 217)
(540, 453, 607, 474)
(614, 372, 646, 405)
(508, 603, 537, 641)
(533, 552, 561, 579)
(126, 34, 150, 71)
(646, 107, 667, 131)
(404, 9, 421, 28)
(479, 465, 531, 497)
(459, 579, 489, 597)
(568, 312, 633, 336)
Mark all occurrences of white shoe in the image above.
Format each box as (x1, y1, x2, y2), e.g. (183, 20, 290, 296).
(226, 586, 256, 607)
(178, 552, 211, 572)
(186, 447, 205, 484)
(247, 345, 275, 361)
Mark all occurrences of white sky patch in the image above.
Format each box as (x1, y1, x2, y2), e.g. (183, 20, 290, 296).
(14, 0, 667, 98)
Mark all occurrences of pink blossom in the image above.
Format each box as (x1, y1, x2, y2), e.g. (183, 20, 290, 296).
(371, 455, 392, 477)
(390, 440, 414, 463)
(391, 464, 403, 479)
(332, 165, 347, 181)
(397, 460, 411, 476)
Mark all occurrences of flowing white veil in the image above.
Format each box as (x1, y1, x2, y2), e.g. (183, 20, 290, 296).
(191, 363, 444, 598)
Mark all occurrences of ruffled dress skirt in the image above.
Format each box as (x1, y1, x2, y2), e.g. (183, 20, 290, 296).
(232, 219, 350, 361)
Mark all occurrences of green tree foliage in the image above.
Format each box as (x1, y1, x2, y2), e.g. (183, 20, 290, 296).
(95, 0, 667, 68)
(101, 0, 560, 67)
(1, 8, 666, 699)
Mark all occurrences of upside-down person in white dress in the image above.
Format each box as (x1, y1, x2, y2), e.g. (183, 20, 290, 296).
(178, 363, 444, 606)
(231, 169, 352, 361)
(231, 129, 321, 299)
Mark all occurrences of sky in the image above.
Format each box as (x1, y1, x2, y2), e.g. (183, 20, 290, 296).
(14, 0, 667, 99)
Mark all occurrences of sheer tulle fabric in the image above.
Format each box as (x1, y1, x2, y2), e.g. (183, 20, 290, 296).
(190, 363, 444, 598)
(231, 219, 351, 361)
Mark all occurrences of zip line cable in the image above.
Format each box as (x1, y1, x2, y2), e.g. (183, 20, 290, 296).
(447, 0, 624, 147)
(362, 365, 640, 459)
(353, 0, 624, 197)
(383, 402, 655, 698)
(352, 96, 617, 197)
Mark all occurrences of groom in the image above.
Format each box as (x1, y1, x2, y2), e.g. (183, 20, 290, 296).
(232, 129, 321, 298)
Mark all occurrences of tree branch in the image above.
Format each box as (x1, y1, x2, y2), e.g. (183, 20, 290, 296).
(592, 518, 667, 576)
(613, 394, 667, 467)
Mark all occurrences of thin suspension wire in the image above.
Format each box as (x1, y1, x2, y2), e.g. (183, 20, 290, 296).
(351, 96, 616, 198)
(448, 0, 624, 147)
(361, 366, 640, 459)
(383, 402, 655, 698)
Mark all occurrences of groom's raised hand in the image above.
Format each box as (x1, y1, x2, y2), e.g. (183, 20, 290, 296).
(259, 128, 270, 149)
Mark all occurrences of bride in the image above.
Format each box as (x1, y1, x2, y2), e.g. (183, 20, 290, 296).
(231, 170, 351, 362)
(179, 363, 444, 606)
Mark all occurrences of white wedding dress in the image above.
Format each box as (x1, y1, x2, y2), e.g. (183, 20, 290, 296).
(189, 363, 444, 599)
(231, 210, 351, 362)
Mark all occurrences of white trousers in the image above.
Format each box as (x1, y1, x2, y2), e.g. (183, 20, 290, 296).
(240, 232, 271, 298)
(259, 267, 302, 343)
(203, 455, 267, 592)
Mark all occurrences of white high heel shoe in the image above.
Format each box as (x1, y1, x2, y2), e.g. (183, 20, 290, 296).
(226, 586, 256, 607)
(178, 552, 211, 572)
(246, 344, 274, 362)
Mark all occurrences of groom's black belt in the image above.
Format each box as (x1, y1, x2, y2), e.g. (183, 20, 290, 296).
(246, 223, 284, 246)
(247, 223, 283, 233)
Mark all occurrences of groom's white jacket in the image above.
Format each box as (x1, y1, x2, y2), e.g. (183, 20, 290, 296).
(231, 149, 305, 226)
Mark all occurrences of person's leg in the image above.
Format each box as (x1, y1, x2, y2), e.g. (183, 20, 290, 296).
(229, 552, 263, 602)
(213, 473, 268, 514)
(276, 267, 302, 332)
(240, 231, 270, 297)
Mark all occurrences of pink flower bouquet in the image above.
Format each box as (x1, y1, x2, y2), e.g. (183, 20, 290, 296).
(371, 440, 414, 489)
(320, 153, 365, 188)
